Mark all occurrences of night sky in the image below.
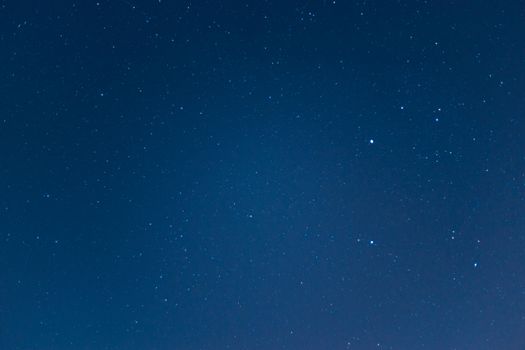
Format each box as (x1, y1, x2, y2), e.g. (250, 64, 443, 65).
(2, 1, 525, 349)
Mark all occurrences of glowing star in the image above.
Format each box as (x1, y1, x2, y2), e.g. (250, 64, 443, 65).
(369, 139, 374, 144)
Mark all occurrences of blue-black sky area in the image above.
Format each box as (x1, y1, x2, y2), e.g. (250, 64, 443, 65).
(1, 1, 525, 349)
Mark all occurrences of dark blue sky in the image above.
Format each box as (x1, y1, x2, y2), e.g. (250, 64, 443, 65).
(1, 1, 525, 349)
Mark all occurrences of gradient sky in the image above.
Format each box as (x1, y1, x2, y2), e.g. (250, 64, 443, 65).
(1, 1, 525, 349)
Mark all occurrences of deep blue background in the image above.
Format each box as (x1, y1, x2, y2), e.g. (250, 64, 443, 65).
(1, 1, 525, 349)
